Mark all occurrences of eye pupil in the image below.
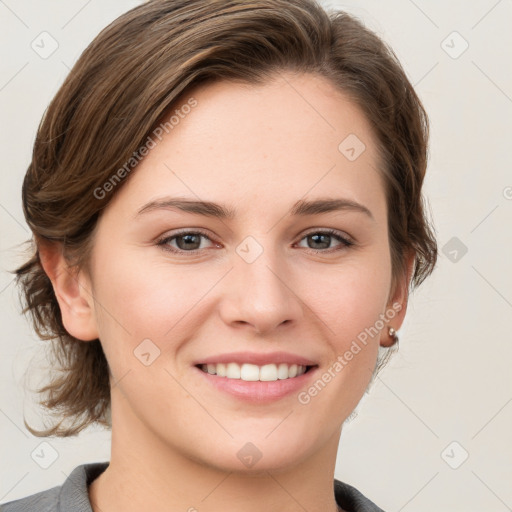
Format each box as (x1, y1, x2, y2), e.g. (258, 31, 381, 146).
(177, 234, 201, 250)
(309, 233, 330, 249)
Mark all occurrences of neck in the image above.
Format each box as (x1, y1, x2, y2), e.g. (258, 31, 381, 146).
(89, 389, 343, 512)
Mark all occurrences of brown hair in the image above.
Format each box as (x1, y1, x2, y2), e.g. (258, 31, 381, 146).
(15, 0, 437, 437)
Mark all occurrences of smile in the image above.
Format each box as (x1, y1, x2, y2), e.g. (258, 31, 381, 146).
(198, 362, 312, 381)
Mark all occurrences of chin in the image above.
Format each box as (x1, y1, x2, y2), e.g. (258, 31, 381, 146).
(183, 430, 321, 475)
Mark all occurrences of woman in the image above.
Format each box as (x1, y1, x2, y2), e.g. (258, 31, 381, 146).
(3, 0, 437, 511)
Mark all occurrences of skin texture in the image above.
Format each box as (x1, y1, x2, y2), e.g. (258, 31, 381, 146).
(40, 72, 412, 512)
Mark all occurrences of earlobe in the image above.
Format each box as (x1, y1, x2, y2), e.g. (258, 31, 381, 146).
(38, 238, 99, 342)
(380, 252, 415, 348)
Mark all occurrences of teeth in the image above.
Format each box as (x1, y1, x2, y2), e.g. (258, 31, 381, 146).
(260, 364, 278, 381)
(216, 363, 227, 377)
(200, 362, 308, 381)
(240, 364, 259, 381)
(226, 362, 241, 379)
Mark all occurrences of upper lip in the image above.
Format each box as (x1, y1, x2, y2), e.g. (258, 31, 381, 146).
(195, 351, 317, 367)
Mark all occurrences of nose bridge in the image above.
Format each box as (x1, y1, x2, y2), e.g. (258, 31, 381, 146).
(220, 235, 302, 333)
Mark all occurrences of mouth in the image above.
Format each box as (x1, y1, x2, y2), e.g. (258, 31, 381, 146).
(196, 362, 315, 381)
(193, 352, 319, 403)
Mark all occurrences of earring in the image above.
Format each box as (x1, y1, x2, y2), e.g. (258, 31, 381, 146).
(388, 327, 399, 347)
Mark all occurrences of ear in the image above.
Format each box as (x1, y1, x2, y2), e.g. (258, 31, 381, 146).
(380, 251, 415, 348)
(38, 238, 99, 342)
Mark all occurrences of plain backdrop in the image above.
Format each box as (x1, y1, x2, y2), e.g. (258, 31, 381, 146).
(1, 1, 511, 511)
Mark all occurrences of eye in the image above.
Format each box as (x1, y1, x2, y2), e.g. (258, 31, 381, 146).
(296, 229, 354, 253)
(156, 229, 217, 254)
(156, 228, 354, 255)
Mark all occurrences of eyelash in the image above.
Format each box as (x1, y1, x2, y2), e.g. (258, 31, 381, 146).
(156, 228, 354, 255)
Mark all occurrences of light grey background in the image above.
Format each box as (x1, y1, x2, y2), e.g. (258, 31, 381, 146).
(1, 1, 511, 511)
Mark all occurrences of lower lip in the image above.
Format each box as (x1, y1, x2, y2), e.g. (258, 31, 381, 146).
(194, 366, 318, 403)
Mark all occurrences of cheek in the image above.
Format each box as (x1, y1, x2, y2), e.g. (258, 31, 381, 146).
(295, 258, 390, 420)
(303, 252, 392, 349)
(94, 248, 203, 330)
(89, 246, 222, 376)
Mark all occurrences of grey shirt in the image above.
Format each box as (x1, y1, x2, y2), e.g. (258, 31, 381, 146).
(0, 462, 385, 512)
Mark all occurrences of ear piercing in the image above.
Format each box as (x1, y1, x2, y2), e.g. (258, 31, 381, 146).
(388, 327, 399, 346)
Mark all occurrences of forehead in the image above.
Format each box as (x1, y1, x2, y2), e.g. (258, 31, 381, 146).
(107, 72, 386, 222)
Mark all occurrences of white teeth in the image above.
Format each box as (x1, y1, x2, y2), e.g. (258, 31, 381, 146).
(199, 362, 309, 381)
(226, 362, 241, 379)
(277, 363, 289, 380)
(216, 363, 227, 377)
(240, 364, 259, 381)
(260, 364, 278, 381)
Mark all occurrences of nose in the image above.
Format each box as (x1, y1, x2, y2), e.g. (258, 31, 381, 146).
(218, 246, 304, 335)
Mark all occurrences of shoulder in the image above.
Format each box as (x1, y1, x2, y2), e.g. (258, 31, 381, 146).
(334, 478, 386, 512)
(0, 462, 109, 512)
(0, 485, 61, 512)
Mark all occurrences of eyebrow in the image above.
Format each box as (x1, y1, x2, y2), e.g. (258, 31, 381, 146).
(135, 197, 374, 221)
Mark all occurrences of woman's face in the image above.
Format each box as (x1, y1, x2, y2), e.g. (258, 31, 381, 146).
(78, 72, 407, 472)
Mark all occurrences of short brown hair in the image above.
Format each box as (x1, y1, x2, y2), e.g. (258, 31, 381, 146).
(15, 0, 437, 437)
